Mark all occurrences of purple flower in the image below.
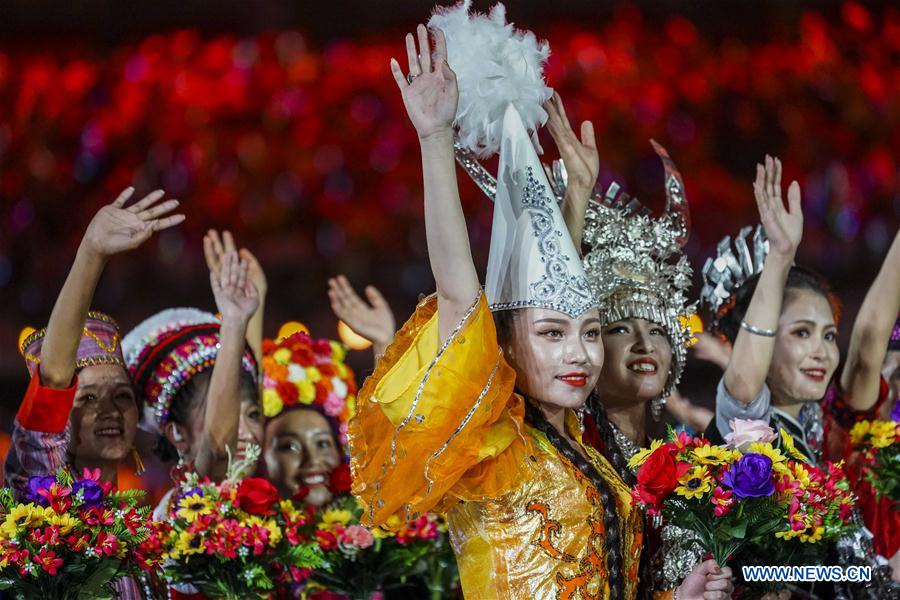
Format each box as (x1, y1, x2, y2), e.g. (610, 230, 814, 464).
(26, 475, 56, 506)
(722, 453, 775, 499)
(72, 479, 105, 509)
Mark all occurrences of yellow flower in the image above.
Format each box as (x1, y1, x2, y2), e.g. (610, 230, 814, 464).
(849, 421, 870, 444)
(674, 465, 713, 500)
(799, 525, 825, 543)
(372, 514, 402, 539)
(790, 462, 812, 487)
(779, 429, 808, 461)
(306, 367, 322, 383)
(273, 348, 292, 365)
(747, 442, 789, 474)
(250, 517, 282, 547)
(869, 421, 899, 449)
(691, 444, 736, 465)
(329, 341, 347, 362)
(262, 388, 284, 417)
(49, 512, 78, 535)
(626, 439, 664, 470)
(177, 493, 215, 522)
(318, 509, 353, 531)
(280, 499, 300, 520)
(1, 503, 43, 537)
(173, 530, 205, 557)
(336, 363, 349, 378)
(297, 380, 316, 404)
(775, 528, 802, 541)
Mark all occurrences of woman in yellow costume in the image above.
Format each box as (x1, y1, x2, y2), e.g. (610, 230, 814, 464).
(349, 4, 733, 599)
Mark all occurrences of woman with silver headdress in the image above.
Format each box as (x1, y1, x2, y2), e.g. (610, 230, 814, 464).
(546, 94, 724, 593)
(701, 157, 900, 596)
(348, 4, 734, 598)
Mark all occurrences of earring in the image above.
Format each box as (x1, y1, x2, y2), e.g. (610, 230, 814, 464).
(169, 451, 189, 484)
(650, 396, 666, 422)
(131, 447, 146, 476)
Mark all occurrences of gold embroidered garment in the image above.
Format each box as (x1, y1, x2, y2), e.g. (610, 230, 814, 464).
(349, 293, 642, 599)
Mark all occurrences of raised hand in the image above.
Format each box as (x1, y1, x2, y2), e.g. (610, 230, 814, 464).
(753, 156, 803, 259)
(544, 92, 598, 193)
(203, 230, 268, 298)
(210, 251, 259, 324)
(390, 25, 458, 139)
(83, 187, 184, 257)
(328, 275, 396, 352)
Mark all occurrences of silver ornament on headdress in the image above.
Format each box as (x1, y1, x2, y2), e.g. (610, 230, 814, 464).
(700, 225, 769, 332)
(580, 140, 694, 395)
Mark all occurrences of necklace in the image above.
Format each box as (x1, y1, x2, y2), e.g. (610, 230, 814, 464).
(608, 420, 643, 462)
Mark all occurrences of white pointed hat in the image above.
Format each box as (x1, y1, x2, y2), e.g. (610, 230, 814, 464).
(485, 104, 597, 318)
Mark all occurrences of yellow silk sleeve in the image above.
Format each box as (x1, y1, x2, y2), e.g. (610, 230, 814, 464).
(348, 291, 527, 527)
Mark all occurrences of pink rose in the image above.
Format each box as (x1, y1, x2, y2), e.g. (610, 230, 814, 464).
(340, 524, 374, 549)
(724, 419, 776, 452)
(323, 392, 345, 417)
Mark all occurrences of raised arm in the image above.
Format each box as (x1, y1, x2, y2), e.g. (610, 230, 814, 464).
(544, 92, 599, 249)
(328, 275, 396, 358)
(391, 25, 479, 341)
(195, 251, 259, 480)
(840, 230, 900, 409)
(723, 156, 803, 404)
(40, 188, 183, 388)
(203, 230, 267, 368)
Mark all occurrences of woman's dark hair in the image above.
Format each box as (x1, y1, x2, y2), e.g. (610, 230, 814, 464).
(153, 369, 259, 462)
(494, 309, 625, 599)
(717, 266, 841, 344)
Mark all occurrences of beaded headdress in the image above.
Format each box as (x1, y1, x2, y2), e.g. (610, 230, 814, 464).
(433, 1, 595, 317)
(261, 331, 357, 446)
(122, 308, 258, 434)
(21, 311, 125, 375)
(700, 225, 769, 332)
(581, 141, 693, 393)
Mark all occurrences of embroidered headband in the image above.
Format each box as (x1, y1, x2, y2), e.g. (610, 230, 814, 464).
(21, 311, 125, 376)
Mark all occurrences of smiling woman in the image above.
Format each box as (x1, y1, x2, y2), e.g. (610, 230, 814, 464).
(2, 187, 183, 600)
(258, 330, 355, 506)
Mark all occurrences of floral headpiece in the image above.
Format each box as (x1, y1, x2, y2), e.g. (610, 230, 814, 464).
(261, 331, 357, 438)
(21, 311, 125, 376)
(122, 308, 258, 434)
(581, 141, 694, 394)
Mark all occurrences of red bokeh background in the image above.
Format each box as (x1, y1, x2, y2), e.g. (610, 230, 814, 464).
(0, 1, 897, 397)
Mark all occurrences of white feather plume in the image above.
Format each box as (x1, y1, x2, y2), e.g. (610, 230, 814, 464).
(429, 1, 552, 158)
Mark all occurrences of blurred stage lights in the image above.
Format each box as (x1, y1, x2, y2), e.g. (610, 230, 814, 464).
(277, 321, 309, 341)
(337, 320, 372, 350)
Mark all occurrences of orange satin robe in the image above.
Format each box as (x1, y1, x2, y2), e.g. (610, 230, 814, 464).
(349, 292, 643, 599)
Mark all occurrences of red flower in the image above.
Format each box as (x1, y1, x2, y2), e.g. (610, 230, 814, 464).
(276, 379, 299, 406)
(38, 482, 72, 513)
(312, 339, 332, 357)
(291, 345, 314, 366)
(35, 548, 63, 575)
(635, 446, 684, 505)
(94, 531, 119, 557)
(316, 530, 337, 551)
(235, 477, 280, 515)
(329, 463, 352, 494)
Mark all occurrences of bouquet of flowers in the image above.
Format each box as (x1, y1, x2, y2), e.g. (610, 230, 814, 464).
(628, 422, 856, 569)
(303, 487, 458, 600)
(0, 467, 150, 599)
(849, 419, 900, 501)
(149, 448, 324, 599)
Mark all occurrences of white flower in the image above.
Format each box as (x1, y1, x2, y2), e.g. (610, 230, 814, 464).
(287, 364, 306, 382)
(330, 377, 348, 398)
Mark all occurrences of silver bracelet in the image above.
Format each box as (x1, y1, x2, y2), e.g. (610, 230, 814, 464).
(740, 320, 776, 337)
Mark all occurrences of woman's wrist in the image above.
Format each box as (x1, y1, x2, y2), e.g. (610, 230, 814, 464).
(418, 127, 454, 146)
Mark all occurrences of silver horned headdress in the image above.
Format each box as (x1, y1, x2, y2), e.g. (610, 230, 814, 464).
(700, 225, 769, 332)
(581, 140, 694, 394)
